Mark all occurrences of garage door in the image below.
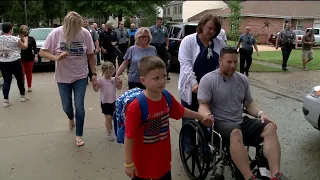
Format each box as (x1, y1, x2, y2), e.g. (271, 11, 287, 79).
(314, 23, 320, 28)
(314, 19, 320, 28)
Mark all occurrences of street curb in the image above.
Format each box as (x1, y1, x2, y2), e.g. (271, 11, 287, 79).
(249, 77, 304, 103)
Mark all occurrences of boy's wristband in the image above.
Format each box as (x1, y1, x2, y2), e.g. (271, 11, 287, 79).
(124, 162, 134, 167)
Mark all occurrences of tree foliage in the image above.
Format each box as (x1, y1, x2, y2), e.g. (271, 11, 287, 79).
(0, 0, 170, 27)
(227, 0, 242, 42)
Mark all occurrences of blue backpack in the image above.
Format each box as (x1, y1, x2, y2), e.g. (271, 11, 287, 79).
(113, 88, 173, 144)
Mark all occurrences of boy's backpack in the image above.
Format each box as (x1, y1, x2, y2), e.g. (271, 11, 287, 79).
(113, 88, 173, 144)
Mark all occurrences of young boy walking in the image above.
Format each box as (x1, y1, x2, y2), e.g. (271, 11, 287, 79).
(124, 56, 214, 179)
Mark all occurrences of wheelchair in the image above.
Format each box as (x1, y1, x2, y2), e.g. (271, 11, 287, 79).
(179, 112, 272, 180)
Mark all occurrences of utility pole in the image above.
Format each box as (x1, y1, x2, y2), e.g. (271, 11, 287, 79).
(24, 0, 28, 26)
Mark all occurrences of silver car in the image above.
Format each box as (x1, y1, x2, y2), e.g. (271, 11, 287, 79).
(303, 85, 320, 130)
(29, 28, 54, 66)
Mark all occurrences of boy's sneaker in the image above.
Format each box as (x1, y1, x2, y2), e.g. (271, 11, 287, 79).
(272, 172, 288, 180)
(3, 100, 10, 107)
(20, 96, 29, 102)
(28, 88, 32, 92)
(106, 132, 114, 141)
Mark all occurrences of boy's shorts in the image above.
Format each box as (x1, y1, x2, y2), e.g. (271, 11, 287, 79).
(101, 102, 115, 115)
(302, 50, 313, 60)
(132, 171, 171, 180)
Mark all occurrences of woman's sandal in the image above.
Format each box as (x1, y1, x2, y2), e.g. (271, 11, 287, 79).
(76, 140, 85, 147)
(69, 121, 75, 131)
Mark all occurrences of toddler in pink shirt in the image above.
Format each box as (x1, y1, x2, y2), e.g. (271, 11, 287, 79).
(93, 62, 122, 140)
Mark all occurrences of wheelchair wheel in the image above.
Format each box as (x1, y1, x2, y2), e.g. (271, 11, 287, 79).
(179, 120, 211, 180)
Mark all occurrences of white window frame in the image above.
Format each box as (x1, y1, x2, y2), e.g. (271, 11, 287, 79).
(179, 5, 182, 15)
(296, 20, 304, 30)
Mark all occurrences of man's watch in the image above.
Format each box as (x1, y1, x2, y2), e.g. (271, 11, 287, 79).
(257, 111, 263, 118)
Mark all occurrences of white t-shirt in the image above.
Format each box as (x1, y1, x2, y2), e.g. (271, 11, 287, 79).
(0, 35, 21, 62)
(218, 29, 227, 42)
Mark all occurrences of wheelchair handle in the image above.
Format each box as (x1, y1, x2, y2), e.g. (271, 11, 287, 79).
(212, 130, 223, 157)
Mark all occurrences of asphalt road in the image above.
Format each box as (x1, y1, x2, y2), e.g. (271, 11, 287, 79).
(0, 71, 319, 180)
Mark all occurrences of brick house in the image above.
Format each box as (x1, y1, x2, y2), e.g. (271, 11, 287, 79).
(188, 1, 320, 44)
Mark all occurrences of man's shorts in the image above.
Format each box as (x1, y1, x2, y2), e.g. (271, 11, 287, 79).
(302, 50, 314, 60)
(214, 116, 269, 147)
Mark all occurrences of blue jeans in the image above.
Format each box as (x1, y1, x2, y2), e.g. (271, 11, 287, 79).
(57, 78, 87, 136)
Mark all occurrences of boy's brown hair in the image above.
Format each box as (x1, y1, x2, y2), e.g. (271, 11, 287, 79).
(101, 61, 115, 74)
(138, 56, 166, 76)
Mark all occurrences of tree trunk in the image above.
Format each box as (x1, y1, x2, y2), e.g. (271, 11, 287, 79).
(50, 18, 53, 27)
(118, 10, 123, 28)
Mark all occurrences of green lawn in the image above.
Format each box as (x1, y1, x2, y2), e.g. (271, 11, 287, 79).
(252, 49, 320, 70)
(237, 62, 282, 72)
(227, 40, 237, 47)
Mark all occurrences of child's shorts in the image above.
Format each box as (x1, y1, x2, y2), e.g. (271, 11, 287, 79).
(101, 102, 115, 115)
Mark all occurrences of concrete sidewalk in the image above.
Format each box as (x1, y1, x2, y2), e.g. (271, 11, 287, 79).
(0, 72, 189, 180)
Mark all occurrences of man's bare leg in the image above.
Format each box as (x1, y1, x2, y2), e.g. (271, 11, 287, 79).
(261, 123, 280, 177)
(230, 129, 253, 180)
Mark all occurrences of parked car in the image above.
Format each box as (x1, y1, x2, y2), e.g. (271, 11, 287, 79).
(167, 23, 198, 72)
(29, 28, 55, 66)
(269, 30, 304, 47)
(303, 85, 320, 130)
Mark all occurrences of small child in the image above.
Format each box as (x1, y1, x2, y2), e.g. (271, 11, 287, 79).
(124, 56, 214, 180)
(93, 62, 122, 141)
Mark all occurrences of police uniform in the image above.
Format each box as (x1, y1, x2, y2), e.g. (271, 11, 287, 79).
(115, 28, 129, 66)
(238, 33, 256, 76)
(150, 25, 170, 79)
(278, 29, 296, 70)
(86, 27, 98, 81)
(99, 29, 118, 66)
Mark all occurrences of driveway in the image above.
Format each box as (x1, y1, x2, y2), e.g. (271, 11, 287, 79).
(0, 72, 319, 179)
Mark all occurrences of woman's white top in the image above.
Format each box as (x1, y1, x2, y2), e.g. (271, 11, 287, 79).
(178, 33, 225, 105)
(0, 35, 21, 62)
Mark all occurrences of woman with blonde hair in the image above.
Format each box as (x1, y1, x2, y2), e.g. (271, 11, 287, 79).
(0, 22, 29, 107)
(39, 11, 97, 147)
(116, 27, 157, 89)
(20, 25, 37, 92)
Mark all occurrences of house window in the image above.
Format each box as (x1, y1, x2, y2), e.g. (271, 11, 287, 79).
(167, 7, 170, 15)
(179, 5, 182, 14)
(174, 6, 177, 15)
(163, 8, 166, 16)
(297, 20, 304, 30)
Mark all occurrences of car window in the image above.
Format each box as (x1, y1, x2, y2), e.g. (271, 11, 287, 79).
(184, 25, 197, 37)
(171, 27, 181, 38)
(306, 29, 320, 35)
(294, 30, 304, 35)
(29, 29, 53, 40)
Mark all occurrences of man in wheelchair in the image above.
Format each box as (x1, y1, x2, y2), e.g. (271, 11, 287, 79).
(197, 47, 288, 180)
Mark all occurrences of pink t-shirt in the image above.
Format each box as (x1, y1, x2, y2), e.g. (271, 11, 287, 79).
(98, 77, 116, 104)
(41, 26, 94, 83)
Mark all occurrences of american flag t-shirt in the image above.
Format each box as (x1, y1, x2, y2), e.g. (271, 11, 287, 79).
(60, 42, 84, 56)
(143, 113, 170, 144)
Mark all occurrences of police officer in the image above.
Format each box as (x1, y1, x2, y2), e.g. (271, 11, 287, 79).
(128, 23, 137, 47)
(236, 26, 259, 76)
(99, 22, 117, 67)
(150, 17, 170, 80)
(83, 18, 99, 82)
(276, 23, 296, 71)
(115, 21, 129, 66)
